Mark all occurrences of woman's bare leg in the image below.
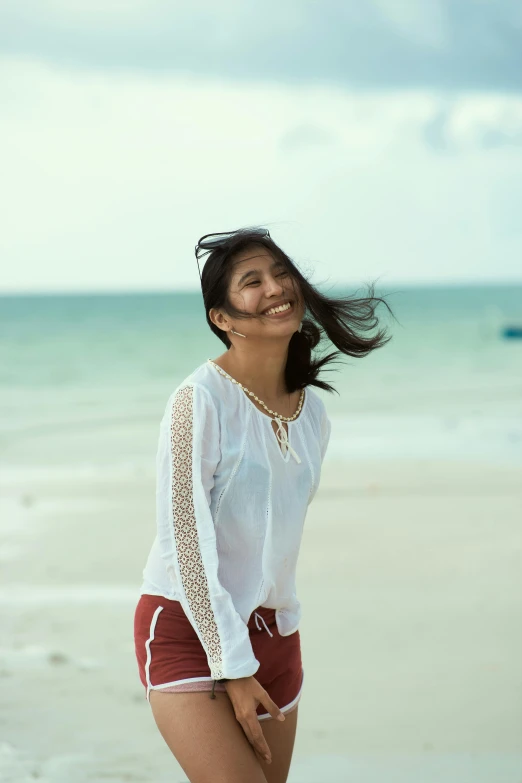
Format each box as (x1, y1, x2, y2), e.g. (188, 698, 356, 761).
(149, 689, 267, 783)
(258, 705, 299, 783)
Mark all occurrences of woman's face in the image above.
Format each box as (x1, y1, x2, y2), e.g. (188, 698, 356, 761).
(215, 245, 304, 340)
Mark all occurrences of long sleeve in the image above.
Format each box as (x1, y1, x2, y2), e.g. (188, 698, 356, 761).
(155, 382, 260, 680)
(320, 406, 332, 463)
(307, 401, 331, 507)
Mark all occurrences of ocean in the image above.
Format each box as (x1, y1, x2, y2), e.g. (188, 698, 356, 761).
(1, 283, 521, 472)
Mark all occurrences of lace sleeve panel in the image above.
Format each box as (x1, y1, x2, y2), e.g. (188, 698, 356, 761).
(170, 384, 225, 679)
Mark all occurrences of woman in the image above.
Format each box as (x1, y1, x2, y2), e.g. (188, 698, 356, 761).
(134, 227, 392, 783)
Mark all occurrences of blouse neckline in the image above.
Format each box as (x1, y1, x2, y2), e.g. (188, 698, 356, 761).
(206, 358, 308, 424)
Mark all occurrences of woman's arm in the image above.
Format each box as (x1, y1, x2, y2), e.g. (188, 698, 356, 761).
(155, 382, 259, 680)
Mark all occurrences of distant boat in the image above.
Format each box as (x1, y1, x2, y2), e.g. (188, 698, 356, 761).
(502, 326, 522, 339)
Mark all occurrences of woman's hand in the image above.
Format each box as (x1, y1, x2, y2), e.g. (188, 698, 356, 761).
(224, 676, 285, 764)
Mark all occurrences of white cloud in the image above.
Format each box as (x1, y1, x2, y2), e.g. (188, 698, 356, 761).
(1, 1, 520, 92)
(1, 59, 521, 293)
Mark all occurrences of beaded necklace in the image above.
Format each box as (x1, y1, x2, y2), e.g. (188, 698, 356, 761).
(207, 359, 305, 422)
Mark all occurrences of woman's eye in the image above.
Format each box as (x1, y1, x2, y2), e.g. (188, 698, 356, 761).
(246, 272, 287, 286)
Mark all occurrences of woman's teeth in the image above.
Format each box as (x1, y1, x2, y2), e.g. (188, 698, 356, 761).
(264, 302, 292, 316)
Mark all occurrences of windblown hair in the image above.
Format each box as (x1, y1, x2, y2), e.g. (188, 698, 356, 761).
(198, 227, 395, 394)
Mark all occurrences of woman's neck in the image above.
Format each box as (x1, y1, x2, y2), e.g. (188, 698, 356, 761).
(214, 346, 289, 400)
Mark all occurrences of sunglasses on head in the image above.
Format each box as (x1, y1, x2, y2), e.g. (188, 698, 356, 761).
(194, 228, 271, 282)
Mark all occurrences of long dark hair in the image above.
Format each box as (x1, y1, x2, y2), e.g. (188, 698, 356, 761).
(198, 227, 395, 394)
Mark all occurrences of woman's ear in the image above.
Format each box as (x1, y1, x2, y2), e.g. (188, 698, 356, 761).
(209, 308, 229, 333)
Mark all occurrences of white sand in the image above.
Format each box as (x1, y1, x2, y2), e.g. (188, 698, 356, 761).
(1, 458, 521, 783)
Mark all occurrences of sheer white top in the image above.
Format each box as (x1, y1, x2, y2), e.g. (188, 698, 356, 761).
(139, 359, 332, 680)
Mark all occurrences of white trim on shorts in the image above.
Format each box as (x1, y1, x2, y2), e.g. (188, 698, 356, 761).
(149, 671, 304, 720)
(151, 675, 217, 689)
(145, 605, 164, 703)
(257, 668, 304, 721)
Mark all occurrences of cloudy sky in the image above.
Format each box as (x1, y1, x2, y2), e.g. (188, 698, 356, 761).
(1, 0, 521, 293)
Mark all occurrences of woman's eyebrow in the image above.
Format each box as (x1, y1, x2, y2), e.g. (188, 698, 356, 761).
(237, 262, 284, 286)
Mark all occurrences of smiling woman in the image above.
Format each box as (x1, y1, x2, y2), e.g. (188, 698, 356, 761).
(197, 226, 395, 394)
(133, 226, 395, 783)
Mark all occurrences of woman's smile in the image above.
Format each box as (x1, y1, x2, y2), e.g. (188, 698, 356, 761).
(260, 300, 295, 319)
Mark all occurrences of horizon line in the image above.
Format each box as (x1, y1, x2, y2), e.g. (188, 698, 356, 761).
(1, 278, 522, 297)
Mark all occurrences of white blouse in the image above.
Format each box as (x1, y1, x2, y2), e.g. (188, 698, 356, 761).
(140, 358, 331, 681)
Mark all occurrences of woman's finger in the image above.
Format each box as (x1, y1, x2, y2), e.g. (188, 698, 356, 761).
(258, 692, 285, 722)
(240, 713, 272, 763)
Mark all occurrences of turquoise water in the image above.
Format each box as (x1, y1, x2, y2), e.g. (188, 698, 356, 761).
(1, 284, 521, 468)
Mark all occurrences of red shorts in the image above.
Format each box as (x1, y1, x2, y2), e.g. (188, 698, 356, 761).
(134, 594, 303, 721)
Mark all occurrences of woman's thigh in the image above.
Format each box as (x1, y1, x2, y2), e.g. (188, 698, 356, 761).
(149, 689, 267, 783)
(258, 705, 299, 783)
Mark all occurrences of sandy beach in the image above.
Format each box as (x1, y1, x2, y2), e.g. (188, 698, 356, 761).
(1, 455, 521, 783)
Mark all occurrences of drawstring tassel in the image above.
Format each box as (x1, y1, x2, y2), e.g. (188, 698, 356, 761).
(273, 418, 301, 464)
(210, 677, 228, 699)
(254, 611, 274, 637)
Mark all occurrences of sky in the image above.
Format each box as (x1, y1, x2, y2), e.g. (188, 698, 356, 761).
(1, 0, 521, 293)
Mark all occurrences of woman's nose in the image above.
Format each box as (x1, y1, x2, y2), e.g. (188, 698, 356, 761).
(265, 277, 284, 296)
